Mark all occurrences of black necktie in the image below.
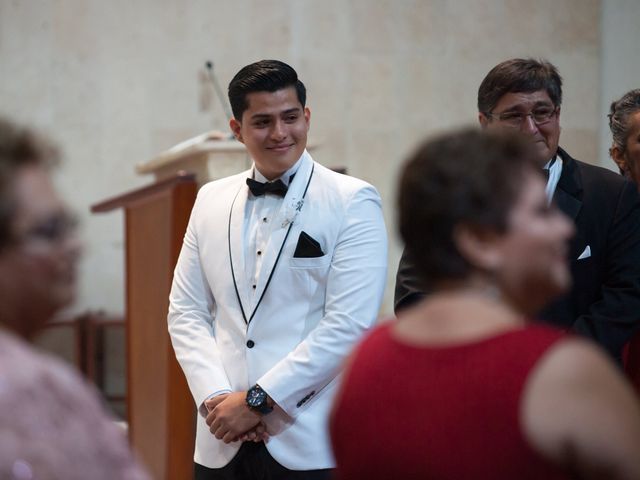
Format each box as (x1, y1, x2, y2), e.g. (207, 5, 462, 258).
(246, 178, 288, 197)
(543, 157, 557, 181)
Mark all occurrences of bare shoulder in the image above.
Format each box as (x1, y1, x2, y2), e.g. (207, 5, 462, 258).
(521, 337, 640, 479)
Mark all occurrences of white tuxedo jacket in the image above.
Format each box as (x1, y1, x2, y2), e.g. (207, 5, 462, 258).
(168, 151, 387, 469)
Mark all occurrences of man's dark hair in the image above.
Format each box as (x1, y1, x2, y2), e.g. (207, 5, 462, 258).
(0, 118, 58, 250)
(228, 59, 306, 120)
(477, 58, 563, 114)
(398, 127, 541, 286)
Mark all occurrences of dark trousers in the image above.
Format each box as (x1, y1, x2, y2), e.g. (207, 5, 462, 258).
(194, 442, 333, 480)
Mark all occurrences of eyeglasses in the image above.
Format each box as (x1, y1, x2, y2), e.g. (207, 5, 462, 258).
(485, 107, 559, 128)
(17, 213, 79, 246)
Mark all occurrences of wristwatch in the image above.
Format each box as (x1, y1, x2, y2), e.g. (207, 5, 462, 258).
(246, 384, 273, 415)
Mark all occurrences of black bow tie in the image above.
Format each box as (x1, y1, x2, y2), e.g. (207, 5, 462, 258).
(246, 178, 288, 197)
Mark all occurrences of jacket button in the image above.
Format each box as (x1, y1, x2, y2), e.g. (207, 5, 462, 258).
(246, 340, 255, 348)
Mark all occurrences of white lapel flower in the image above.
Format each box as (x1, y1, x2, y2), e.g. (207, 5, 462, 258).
(281, 197, 305, 228)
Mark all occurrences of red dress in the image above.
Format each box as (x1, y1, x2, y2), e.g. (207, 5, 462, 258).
(331, 322, 572, 479)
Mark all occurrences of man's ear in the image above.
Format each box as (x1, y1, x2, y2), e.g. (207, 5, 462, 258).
(454, 223, 502, 272)
(610, 145, 628, 174)
(304, 107, 311, 130)
(478, 112, 490, 129)
(230, 118, 243, 143)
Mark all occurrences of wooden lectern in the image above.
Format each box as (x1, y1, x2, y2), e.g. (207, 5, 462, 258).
(91, 173, 197, 480)
(136, 136, 249, 184)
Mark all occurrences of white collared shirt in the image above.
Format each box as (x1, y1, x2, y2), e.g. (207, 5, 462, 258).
(243, 156, 303, 303)
(544, 155, 562, 203)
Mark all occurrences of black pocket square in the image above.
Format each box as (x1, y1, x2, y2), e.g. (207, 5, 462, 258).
(294, 231, 324, 258)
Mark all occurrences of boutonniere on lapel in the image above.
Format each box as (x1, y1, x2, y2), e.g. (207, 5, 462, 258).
(281, 197, 305, 228)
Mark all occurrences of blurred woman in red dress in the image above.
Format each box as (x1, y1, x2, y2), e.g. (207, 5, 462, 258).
(331, 128, 640, 480)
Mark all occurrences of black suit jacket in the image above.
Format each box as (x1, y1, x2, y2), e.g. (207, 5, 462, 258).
(395, 148, 640, 361)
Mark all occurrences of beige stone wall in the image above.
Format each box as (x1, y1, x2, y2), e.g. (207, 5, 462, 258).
(600, 0, 640, 172)
(0, 0, 605, 316)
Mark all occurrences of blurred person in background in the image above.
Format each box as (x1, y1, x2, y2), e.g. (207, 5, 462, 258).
(331, 128, 640, 480)
(609, 89, 640, 385)
(0, 117, 149, 480)
(609, 88, 640, 189)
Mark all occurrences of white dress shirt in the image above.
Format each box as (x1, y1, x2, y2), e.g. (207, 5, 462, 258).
(544, 154, 562, 203)
(244, 157, 303, 305)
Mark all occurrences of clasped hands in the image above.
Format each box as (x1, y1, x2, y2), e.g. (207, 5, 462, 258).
(205, 392, 269, 444)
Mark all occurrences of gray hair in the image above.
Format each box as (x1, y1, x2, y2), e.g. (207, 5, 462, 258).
(608, 89, 640, 152)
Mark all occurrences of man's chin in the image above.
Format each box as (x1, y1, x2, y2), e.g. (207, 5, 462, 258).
(532, 143, 553, 164)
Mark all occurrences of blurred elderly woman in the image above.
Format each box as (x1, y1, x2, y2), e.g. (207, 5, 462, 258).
(0, 118, 149, 480)
(330, 128, 640, 479)
(609, 88, 640, 188)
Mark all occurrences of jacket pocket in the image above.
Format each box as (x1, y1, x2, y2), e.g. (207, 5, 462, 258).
(289, 255, 331, 269)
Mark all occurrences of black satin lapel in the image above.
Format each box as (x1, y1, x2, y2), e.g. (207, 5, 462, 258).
(246, 164, 315, 325)
(554, 187, 584, 265)
(554, 187, 582, 221)
(554, 148, 583, 220)
(228, 187, 249, 324)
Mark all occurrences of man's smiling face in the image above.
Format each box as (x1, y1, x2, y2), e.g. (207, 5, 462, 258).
(479, 90, 560, 166)
(230, 86, 310, 180)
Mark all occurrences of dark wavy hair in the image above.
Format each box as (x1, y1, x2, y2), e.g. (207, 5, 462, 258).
(478, 58, 563, 114)
(398, 127, 541, 286)
(228, 59, 306, 120)
(0, 118, 58, 250)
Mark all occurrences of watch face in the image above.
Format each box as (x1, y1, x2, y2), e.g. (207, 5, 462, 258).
(247, 386, 266, 408)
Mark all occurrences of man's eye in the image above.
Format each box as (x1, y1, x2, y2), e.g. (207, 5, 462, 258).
(285, 115, 298, 122)
(533, 109, 553, 119)
(500, 112, 522, 121)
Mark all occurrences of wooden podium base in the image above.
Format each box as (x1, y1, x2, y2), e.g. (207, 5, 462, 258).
(92, 173, 198, 480)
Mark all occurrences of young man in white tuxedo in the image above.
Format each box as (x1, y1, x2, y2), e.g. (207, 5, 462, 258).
(168, 60, 388, 479)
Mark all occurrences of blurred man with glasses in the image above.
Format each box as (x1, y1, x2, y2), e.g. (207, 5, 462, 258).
(0, 118, 149, 479)
(396, 58, 640, 364)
